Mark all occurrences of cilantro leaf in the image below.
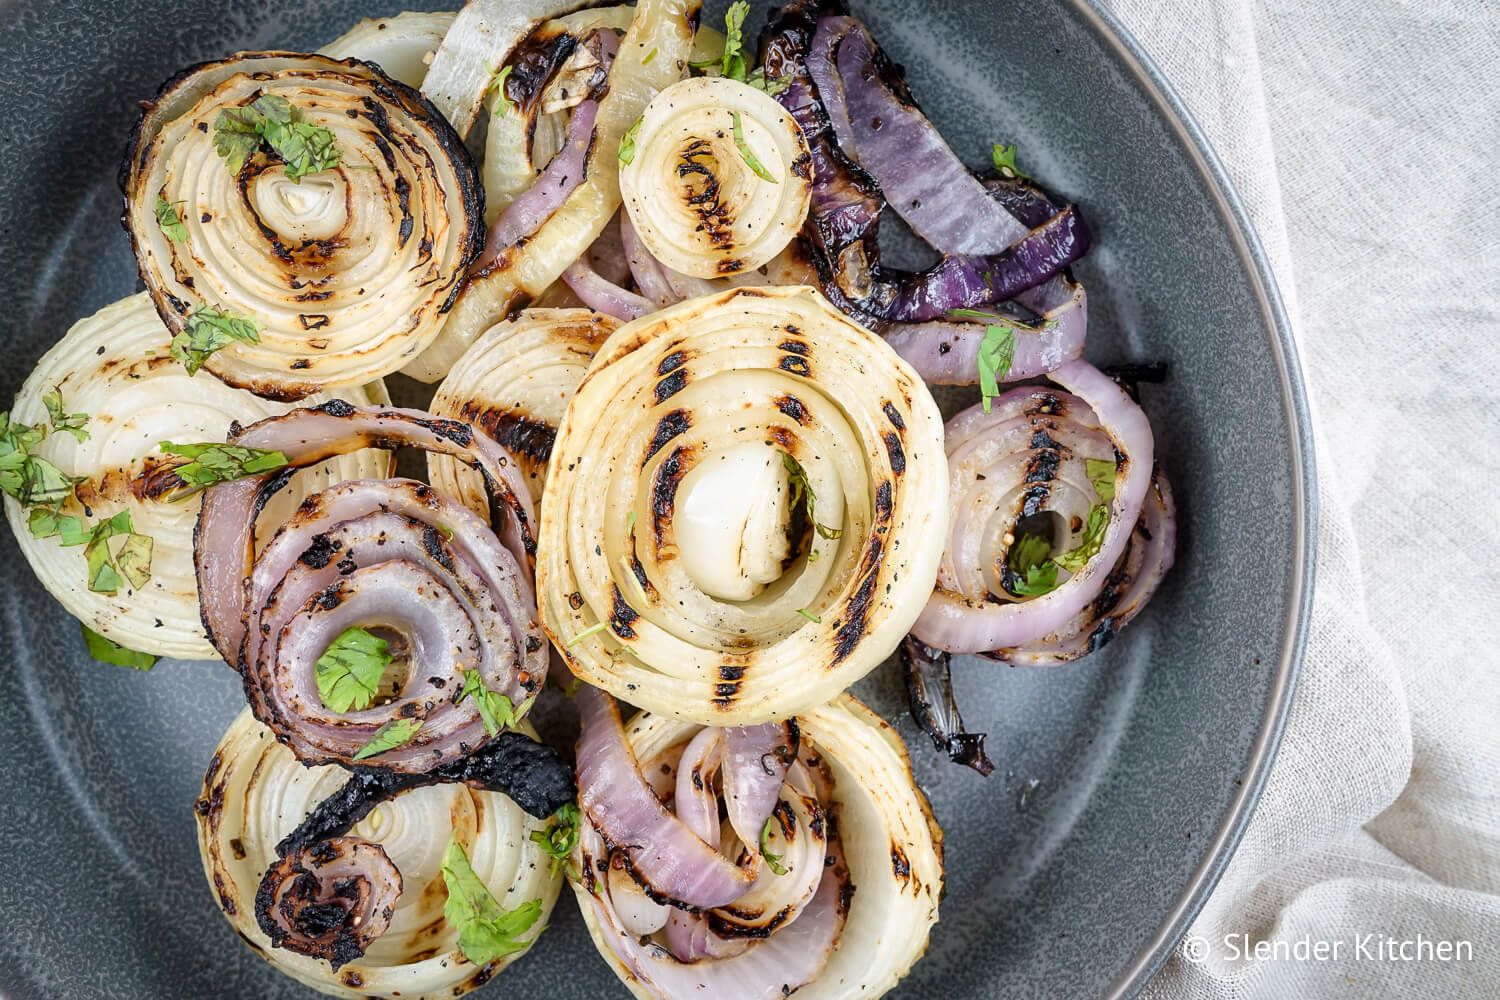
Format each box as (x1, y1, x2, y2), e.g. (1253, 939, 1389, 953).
(157, 440, 288, 497)
(213, 94, 339, 182)
(154, 196, 188, 243)
(1007, 529, 1059, 598)
(352, 717, 423, 760)
(1010, 560, 1060, 597)
(528, 803, 581, 878)
(487, 65, 515, 116)
(170, 306, 261, 376)
(43, 390, 89, 442)
(27, 508, 86, 542)
(77, 509, 152, 595)
(991, 142, 1031, 180)
(115, 532, 153, 589)
(81, 625, 158, 671)
(977, 324, 1015, 413)
(0, 412, 79, 509)
(731, 111, 778, 183)
(441, 837, 543, 964)
(1053, 504, 1109, 574)
(1085, 458, 1116, 501)
(454, 668, 529, 737)
(781, 452, 842, 541)
(719, 1, 751, 81)
(759, 816, 789, 876)
(315, 627, 392, 713)
(618, 116, 643, 166)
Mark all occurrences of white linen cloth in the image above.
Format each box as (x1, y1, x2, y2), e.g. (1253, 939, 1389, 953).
(1093, 1, 1500, 995)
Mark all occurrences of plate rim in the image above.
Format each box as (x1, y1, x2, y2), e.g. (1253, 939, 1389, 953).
(1070, 2, 1319, 995)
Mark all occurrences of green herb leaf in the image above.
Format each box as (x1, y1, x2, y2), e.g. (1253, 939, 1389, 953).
(454, 668, 526, 737)
(1053, 504, 1109, 574)
(991, 142, 1031, 180)
(781, 452, 842, 541)
(170, 306, 262, 376)
(642, 47, 658, 66)
(719, 1, 751, 81)
(795, 608, 821, 624)
(81, 624, 158, 671)
(625, 510, 637, 536)
(43, 390, 89, 442)
(315, 627, 391, 713)
(115, 532, 154, 589)
(487, 65, 515, 115)
(27, 507, 85, 541)
(78, 510, 151, 595)
(759, 816, 789, 876)
(565, 620, 610, 648)
(1007, 531, 1052, 576)
(441, 837, 543, 964)
(352, 717, 423, 760)
(528, 803, 582, 878)
(158, 440, 288, 496)
(977, 324, 1015, 412)
(731, 111, 778, 183)
(213, 94, 340, 182)
(0, 412, 79, 509)
(1085, 458, 1116, 501)
(618, 116, 643, 166)
(155, 195, 188, 243)
(747, 67, 790, 97)
(1007, 528, 1059, 598)
(1010, 560, 1060, 597)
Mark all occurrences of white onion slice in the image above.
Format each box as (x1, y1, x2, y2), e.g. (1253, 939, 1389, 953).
(319, 11, 457, 88)
(427, 308, 620, 509)
(122, 52, 483, 399)
(198, 709, 561, 999)
(621, 77, 811, 278)
(1, 294, 388, 660)
(574, 695, 943, 999)
(537, 286, 948, 724)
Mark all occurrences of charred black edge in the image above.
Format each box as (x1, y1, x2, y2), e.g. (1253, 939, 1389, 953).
(901, 635, 996, 776)
(118, 50, 484, 346)
(1103, 361, 1171, 403)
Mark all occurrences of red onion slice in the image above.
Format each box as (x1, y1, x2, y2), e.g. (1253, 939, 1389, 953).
(912, 360, 1156, 653)
(195, 402, 534, 662)
(721, 722, 798, 849)
(254, 837, 402, 971)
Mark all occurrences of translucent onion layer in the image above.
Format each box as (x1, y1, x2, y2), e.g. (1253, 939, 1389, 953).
(198, 709, 561, 1000)
(1, 293, 388, 659)
(574, 695, 943, 999)
(537, 286, 948, 724)
(320, 11, 458, 89)
(122, 52, 482, 399)
(428, 308, 621, 508)
(620, 77, 811, 278)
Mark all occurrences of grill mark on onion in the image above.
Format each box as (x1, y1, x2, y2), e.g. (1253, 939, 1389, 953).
(644, 409, 692, 462)
(778, 354, 812, 376)
(883, 431, 905, 476)
(775, 393, 809, 424)
(610, 584, 639, 639)
(460, 403, 559, 473)
(832, 536, 883, 665)
(654, 366, 689, 403)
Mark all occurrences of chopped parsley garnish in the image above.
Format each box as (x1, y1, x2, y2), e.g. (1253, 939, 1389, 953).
(0, 411, 79, 510)
(718, 2, 751, 81)
(977, 324, 1015, 413)
(991, 142, 1030, 181)
(618, 116, 643, 166)
(1085, 458, 1117, 501)
(795, 608, 821, 624)
(642, 47, 658, 66)
(781, 452, 842, 541)
(487, 65, 515, 116)
(747, 67, 790, 96)
(170, 306, 261, 376)
(55, 509, 154, 594)
(454, 668, 530, 737)
(441, 837, 543, 964)
(529, 802, 582, 878)
(1007, 529, 1059, 598)
(1052, 504, 1109, 574)
(731, 111, 778, 183)
(213, 94, 340, 182)
(42, 390, 89, 443)
(81, 625, 158, 671)
(315, 627, 391, 713)
(154, 196, 188, 243)
(157, 440, 288, 497)
(352, 717, 423, 760)
(565, 620, 610, 648)
(759, 816, 788, 876)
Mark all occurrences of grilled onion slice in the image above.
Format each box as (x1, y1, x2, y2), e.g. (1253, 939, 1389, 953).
(1, 294, 388, 660)
(121, 51, 482, 400)
(428, 308, 620, 509)
(320, 11, 457, 89)
(537, 286, 948, 724)
(573, 694, 943, 999)
(198, 710, 561, 999)
(620, 77, 811, 278)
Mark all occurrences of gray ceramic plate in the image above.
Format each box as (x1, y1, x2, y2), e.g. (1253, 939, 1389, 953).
(0, 1, 1313, 997)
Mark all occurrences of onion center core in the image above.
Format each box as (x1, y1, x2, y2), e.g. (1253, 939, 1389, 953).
(675, 443, 792, 602)
(252, 169, 349, 243)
